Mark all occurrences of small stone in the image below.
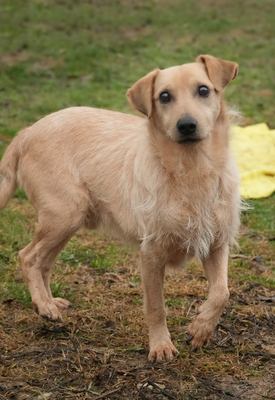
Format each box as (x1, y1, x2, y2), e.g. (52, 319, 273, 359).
(155, 383, 165, 389)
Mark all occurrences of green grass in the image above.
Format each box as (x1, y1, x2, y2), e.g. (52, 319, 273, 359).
(0, 0, 275, 137)
(58, 247, 101, 267)
(165, 298, 183, 307)
(242, 193, 275, 234)
(0, 208, 32, 251)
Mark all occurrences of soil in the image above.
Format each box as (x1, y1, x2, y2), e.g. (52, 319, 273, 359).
(1, 233, 275, 399)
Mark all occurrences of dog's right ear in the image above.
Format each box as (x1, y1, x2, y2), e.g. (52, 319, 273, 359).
(127, 69, 159, 119)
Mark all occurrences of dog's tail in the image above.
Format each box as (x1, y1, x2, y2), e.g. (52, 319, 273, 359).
(0, 132, 22, 210)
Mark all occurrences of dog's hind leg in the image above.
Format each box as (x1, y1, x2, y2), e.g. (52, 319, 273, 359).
(140, 251, 179, 363)
(19, 208, 85, 321)
(40, 236, 74, 311)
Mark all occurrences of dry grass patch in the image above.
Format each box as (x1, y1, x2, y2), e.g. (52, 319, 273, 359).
(1, 200, 275, 399)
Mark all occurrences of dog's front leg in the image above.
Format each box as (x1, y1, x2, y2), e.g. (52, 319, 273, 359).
(140, 252, 179, 363)
(187, 243, 230, 348)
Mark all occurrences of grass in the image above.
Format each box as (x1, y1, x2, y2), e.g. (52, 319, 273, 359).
(242, 192, 275, 234)
(0, 1, 275, 399)
(0, 0, 275, 136)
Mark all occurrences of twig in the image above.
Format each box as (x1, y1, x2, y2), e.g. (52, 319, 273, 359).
(240, 351, 275, 360)
(86, 386, 122, 400)
(0, 384, 8, 393)
(146, 380, 177, 399)
(105, 272, 124, 281)
(217, 323, 235, 334)
(4, 349, 45, 360)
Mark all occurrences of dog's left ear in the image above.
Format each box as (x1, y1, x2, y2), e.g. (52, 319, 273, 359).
(196, 55, 238, 92)
(127, 69, 159, 118)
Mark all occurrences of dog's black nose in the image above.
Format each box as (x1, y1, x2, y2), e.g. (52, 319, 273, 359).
(177, 117, 197, 135)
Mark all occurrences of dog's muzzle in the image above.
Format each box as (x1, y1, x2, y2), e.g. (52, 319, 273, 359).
(177, 116, 200, 145)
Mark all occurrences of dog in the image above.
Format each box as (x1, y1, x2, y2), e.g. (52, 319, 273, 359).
(0, 55, 241, 362)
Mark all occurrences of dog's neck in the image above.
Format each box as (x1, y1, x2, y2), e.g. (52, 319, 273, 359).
(147, 133, 230, 182)
(146, 100, 232, 180)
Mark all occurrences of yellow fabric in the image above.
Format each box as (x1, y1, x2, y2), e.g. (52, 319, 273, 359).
(231, 123, 275, 199)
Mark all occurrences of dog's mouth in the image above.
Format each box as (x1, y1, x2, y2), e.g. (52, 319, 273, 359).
(178, 138, 202, 145)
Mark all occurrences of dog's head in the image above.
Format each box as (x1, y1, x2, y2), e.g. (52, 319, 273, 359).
(127, 55, 238, 145)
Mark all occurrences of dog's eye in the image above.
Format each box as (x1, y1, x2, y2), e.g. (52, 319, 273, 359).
(198, 86, 209, 98)
(159, 92, 171, 104)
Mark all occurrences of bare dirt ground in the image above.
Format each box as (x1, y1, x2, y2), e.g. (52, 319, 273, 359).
(1, 226, 275, 399)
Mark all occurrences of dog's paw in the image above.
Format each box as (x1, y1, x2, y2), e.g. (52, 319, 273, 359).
(52, 297, 72, 310)
(186, 299, 224, 348)
(186, 313, 216, 349)
(148, 340, 179, 363)
(34, 300, 63, 322)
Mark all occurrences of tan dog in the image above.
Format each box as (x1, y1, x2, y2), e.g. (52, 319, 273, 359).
(0, 55, 241, 362)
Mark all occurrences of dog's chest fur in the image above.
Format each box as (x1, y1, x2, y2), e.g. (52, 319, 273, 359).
(115, 143, 240, 261)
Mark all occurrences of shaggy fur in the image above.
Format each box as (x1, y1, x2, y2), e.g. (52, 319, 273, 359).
(0, 55, 241, 362)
